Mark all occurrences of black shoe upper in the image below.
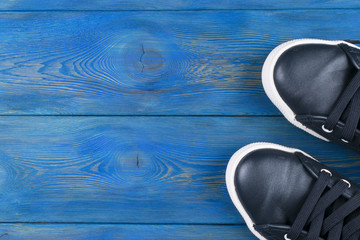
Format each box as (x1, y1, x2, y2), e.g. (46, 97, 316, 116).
(235, 149, 314, 226)
(273, 41, 360, 152)
(234, 147, 359, 239)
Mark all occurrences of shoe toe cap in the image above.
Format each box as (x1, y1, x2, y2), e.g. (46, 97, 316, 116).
(234, 148, 314, 225)
(273, 43, 354, 116)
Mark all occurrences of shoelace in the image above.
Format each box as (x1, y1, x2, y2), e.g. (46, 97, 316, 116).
(322, 40, 360, 143)
(285, 169, 360, 240)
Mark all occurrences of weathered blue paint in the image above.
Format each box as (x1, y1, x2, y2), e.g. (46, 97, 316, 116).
(0, 0, 358, 10)
(0, 224, 255, 240)
(0, 11, 359, 115)
(0, 117, 357, 225)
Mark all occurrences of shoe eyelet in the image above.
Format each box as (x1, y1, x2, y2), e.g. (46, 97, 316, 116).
(341, 179, 351, 188)
(322, 125, 333, 133)
(341, 138, 349, 143)
(284, 234, 291, 240)
(321, 169, 332, 176)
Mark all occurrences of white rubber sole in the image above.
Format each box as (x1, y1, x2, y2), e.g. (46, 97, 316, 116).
(262, 39, 360, 142)
(225, 142, 314, 240)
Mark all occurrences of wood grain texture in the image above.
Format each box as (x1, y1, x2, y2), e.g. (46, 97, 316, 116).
(0, 0, 358, 10)
(0, 224, 255, 240)
(0, 116, 358, 224)
(0, 11, 359, 115)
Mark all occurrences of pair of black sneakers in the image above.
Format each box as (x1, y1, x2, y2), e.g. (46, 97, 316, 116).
(226, 39, 360, 240)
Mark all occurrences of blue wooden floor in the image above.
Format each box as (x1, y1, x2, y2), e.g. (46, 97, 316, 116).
(0, 1, 360, 239)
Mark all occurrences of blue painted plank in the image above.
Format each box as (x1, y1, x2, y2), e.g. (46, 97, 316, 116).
(0, 224, 255, 240)
(0, 116, 358, 224)
(0, 0, 358, 10)
(0, 11, 359, 115)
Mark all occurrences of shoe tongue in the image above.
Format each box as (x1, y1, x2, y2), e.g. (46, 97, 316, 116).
(338, 87, 360, 129)
(347, 207, 360, 225)
(323, 196, 359, 235)
(339, 43, 360, 70)
(338, 43, 360, 130)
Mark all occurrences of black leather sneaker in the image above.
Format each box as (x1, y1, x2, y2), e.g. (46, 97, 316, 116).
(262, 39, 360, 153)
(226, 142, 359, 240)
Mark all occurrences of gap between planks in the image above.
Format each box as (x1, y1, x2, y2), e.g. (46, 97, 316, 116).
(0, 8, 358, 12)
(0, 222, 245, 226)
(0, 115, 282, 117)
